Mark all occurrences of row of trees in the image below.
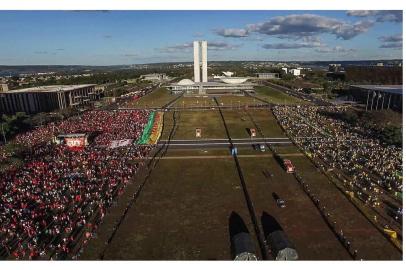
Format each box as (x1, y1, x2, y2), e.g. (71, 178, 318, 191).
(0, 107, 84, 144)
(1, 112, 33, 144)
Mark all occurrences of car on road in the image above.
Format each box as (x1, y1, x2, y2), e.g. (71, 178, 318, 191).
(272, 192, 286, 208)
(277, 199, 286, 208)
(260, 144, 266, 152)
(283, 159, 295, 173)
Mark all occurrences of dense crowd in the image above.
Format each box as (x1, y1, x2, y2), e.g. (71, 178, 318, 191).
(14, 110, 150, 147)
(0, 110, 154, 259)
(273, 105, 402, 195)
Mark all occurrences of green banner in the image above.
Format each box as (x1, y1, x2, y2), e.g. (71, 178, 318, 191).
(137, 112, 156, 144)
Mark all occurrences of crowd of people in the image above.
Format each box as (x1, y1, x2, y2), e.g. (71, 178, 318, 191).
(273, 105, 403, 232)
(14, 110, 150, 148)
(0, 110, 154, 259)
(273, 105, 402, 196)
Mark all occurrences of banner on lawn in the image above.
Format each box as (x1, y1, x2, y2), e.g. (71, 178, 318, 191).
(137, 112, 156, 145)
(109, 139, 133, 149)
(65, 137, 85, 150)
(148, 112, 163, 144)
(136, 111, 164, 145)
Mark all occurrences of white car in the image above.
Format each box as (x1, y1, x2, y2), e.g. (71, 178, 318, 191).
(260, 145, 266, 152)
(277, 199, 286, 208)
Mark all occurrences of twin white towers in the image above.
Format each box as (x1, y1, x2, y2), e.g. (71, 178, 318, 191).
(193, 40, 208, 83)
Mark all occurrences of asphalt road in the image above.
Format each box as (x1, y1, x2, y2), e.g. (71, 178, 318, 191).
(158, 137, 292, 149)
(266, 82, 332, 106)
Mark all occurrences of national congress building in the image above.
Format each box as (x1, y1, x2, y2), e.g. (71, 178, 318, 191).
(167, 40, 255, 96)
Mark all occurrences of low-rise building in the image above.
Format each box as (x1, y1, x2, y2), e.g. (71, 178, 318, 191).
(140, 73, 169, 82)
(255, 73, 280, 80)
(328, 64, 343, 72)
(289, 69, 301, 76)
(349, 85, 402, 111)
(0, 84, 101, 114)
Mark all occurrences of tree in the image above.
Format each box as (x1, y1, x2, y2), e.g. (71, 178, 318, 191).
(1, 112, 33, 140)
(380, 126, 402, 147)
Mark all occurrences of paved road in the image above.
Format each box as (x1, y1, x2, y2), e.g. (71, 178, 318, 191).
(133, 152, 304, 160)
(266, 82, 332, 106)
(158, 138, 292, 149)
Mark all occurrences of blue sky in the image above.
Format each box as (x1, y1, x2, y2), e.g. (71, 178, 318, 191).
(0, 10, 402, 65)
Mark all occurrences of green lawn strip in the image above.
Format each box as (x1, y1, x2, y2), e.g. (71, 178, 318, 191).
(254, 85, 307, 105)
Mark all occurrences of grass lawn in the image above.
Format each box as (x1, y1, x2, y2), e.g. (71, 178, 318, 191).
(216, 95, 267, 106)
(161, 109, 286, 140)
(285, 154, 402, 260)
(238, 156, 351, 260)
(273, 145, 302, 154)
(98, 156, 259, 260)
(128, 88, 179, 108)
(255, 86, 308, 105)
(162, 110, 227, 140)
(174, 96, 217, 107)
(222, 109, 287, 139)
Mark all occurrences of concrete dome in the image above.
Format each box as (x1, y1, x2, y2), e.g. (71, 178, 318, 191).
(220, 77, 248, 84)
(222, 71, 234, 77)
(177, 79, 195, 85)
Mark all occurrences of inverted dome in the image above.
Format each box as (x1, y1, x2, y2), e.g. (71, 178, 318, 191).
(222, 71, 234, 77)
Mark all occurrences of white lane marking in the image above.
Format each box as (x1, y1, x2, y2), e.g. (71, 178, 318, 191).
(160, 137, 289, 142)
(161, 142, 292, 146)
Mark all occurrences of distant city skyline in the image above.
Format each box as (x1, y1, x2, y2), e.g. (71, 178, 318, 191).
(0, 10, 402, 65)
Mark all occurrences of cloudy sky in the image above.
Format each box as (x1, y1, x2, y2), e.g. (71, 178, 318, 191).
(0, 10, 402, 65)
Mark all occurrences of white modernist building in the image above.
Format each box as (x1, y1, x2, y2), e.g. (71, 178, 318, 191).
(289, 69, 301, 76)
(193, 41, 208, 83)
(168, 40, 254, 96)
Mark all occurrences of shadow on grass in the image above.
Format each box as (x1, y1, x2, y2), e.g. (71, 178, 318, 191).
(229, 211, 256, 259)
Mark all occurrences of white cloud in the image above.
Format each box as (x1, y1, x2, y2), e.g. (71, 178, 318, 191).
(315, 46, 356, 53)
(347, 10, 402, 23)
(379, 33, 403, 49)
(216, 14, 374, 40)
(379, 33, 402, 43)
(215, 28, 249, 38)
(209, 41, 241, 50)
(159, 41, 241, 53)
(380, 42, 402, 49)
(262, 36, 323, 50)
(122, 53, 138, 57)
(159, 42, 193, 53)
